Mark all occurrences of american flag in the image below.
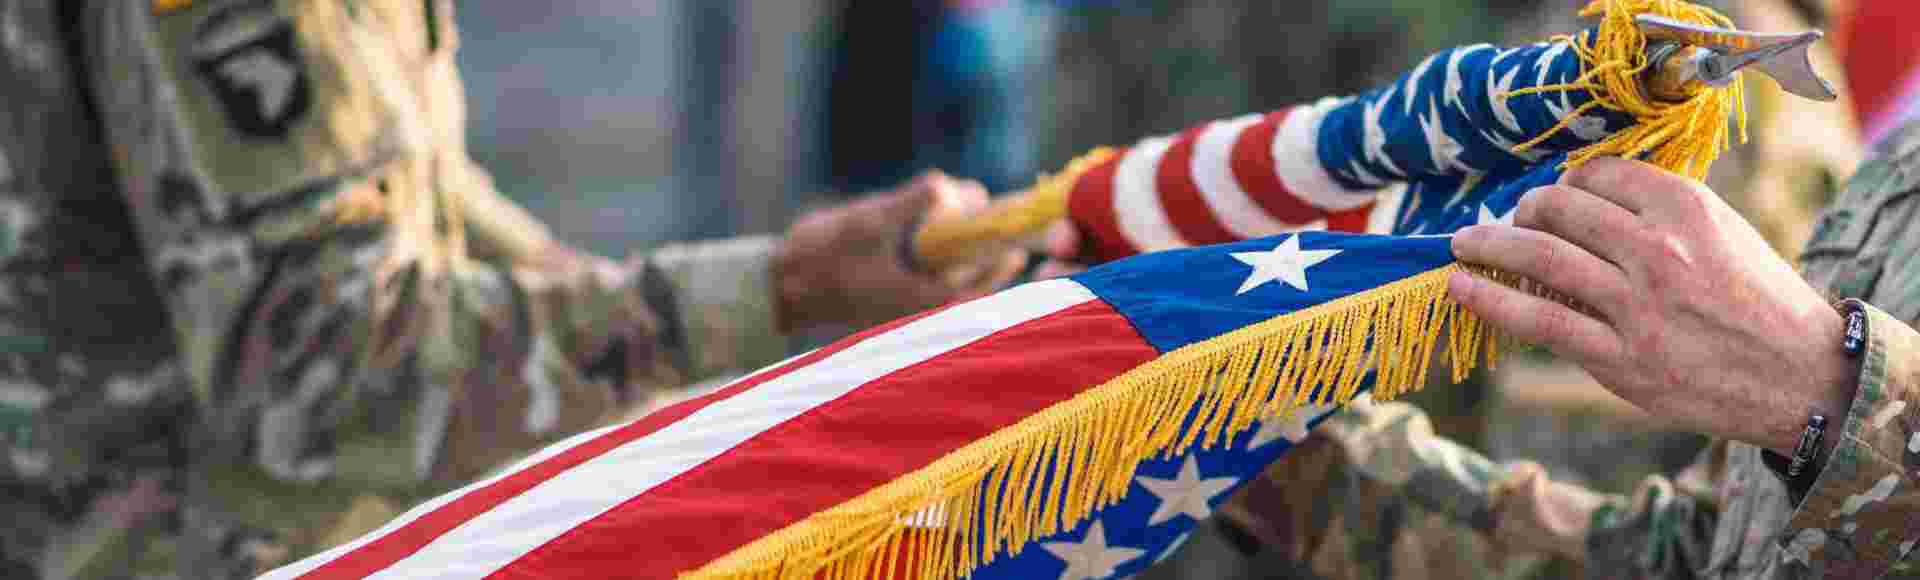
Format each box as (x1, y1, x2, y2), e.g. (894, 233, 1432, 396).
(1068, 39, 1629, 262)
(267, 35, 1646, 580)
(266, 233, 1467, 580)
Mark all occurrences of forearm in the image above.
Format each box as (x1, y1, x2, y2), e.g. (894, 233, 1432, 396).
(643, 236, 790, 380)
(446, 167, 563, 264)
(1760, 301, 1920, 576)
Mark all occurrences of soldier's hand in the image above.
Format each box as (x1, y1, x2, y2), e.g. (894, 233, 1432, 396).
(774, 170, 1027, 332)
(1031, 220, 1087, 281)
(1447, 157, 1856, 457)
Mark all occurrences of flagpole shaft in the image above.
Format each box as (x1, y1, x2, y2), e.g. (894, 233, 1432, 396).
(909, 184, 1066, 272)
(910, 147, 1117, 272)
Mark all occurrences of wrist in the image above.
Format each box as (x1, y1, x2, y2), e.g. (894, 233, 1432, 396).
(1763, 305, 1859, 458)
(770, 239, 804, 333)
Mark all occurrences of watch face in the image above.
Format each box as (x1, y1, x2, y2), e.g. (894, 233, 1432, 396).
(191, 1, 312, 139)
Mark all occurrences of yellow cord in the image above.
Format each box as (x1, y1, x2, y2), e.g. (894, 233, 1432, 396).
(1505, 0, 1747, 180)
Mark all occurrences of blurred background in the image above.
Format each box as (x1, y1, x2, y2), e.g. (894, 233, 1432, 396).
(452, 1, 1868, 577)
(454, 0, 1586, 255)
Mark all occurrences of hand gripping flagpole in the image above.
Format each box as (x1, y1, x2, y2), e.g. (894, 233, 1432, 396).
(907, 0, 1837, 273)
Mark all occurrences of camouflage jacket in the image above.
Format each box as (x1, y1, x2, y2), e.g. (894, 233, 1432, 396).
(1214, 119, 1920, 579)
(0, 1, 791, 578)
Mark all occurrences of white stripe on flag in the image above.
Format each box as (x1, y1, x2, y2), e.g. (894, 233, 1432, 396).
(1111, 136, 1188, 253)
(258, 422, 629, 579)
(319, 279, 1099, 579)
(261, 348, 827, 580)
(1190, 114, 1297, 237)
(1274, 98, 1379, 211)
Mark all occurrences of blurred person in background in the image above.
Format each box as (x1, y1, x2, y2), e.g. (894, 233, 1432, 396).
(819, 0, 1046, 197)
(0, 1, 1023, 579)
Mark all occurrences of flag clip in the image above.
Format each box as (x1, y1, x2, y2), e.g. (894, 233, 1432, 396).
(1634, 14, 1836, 102)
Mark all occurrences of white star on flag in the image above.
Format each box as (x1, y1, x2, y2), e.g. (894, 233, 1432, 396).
(1443, 44, 1493, 110)
(1363, 87, 1405, 177)
(1479, 203, 1515, 226)
(1487, 63, 1524, 134)
(1230, 235, 1342, 294)
(1403, 53, 1440, 114)
(1535, 41, 1571, 87)
(1545, 92, 1610, 141)
(1420, 102, 1470, 174)
(1135, 457, 1239, 526)
(1245, 403, 1338, 449)
(1480, 127, 1547, 162)
(1493, 44, 1533, 67)
(1040, 521, 1146, 580)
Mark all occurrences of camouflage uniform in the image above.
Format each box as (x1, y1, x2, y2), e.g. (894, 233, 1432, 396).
(0, 1, 793, 578)
(1213, 118, 1920, 578)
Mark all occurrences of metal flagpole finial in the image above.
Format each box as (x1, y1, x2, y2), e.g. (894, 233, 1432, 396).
(1634, 14, 1838, 102)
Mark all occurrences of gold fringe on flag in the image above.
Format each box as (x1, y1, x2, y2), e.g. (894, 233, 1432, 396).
(1506, 0, 1749, 180)
(682, 264, 1528, 580)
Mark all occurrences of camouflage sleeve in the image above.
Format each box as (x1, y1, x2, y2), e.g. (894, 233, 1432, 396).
(645, 237, 790, 382)
(449, 171, 790, 388)
(67, 2, 790, 565)
(1217, 398, 1684, 580)
(1754, 301, 1920, 577)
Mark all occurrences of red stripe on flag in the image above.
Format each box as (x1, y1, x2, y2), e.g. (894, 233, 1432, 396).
(1327, 203, 1374, 233)
(297, 306, 953, 580)
(1231, 109, 1323, 225)
(1065, 150, 1137, 263)
(1156, 125, 1241, 246)
(490, 300, 1159, 579)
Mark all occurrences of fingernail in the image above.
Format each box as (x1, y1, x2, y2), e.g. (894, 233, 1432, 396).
(1451, 226, 1481, 254)
(1447, 270, 1477, 295)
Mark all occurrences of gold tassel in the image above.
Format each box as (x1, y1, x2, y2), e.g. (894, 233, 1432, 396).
(1503, 0, 1747, 180)
(681, 263, 1530, 580)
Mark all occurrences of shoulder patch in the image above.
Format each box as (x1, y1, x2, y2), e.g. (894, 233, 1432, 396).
(191, 1, 311, 138)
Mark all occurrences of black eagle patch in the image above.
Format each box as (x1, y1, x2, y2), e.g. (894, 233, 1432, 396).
(191, 2, 312, 138)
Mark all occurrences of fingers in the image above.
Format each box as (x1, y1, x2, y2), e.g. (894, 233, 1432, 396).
(1043, 220, 1081, 261)
(909, 171, 1025, 298)
(956, 250, 1029, 299)
(945, 176, 993, 211)
(1032, 259, 1087, 281)
(1512, 185, 1646, 265)
(1448, 270, 1623, 368)
(1453, 224, 1632, 315)
(919, 170, 992, 220)
(1558, 156, 1713, 218)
